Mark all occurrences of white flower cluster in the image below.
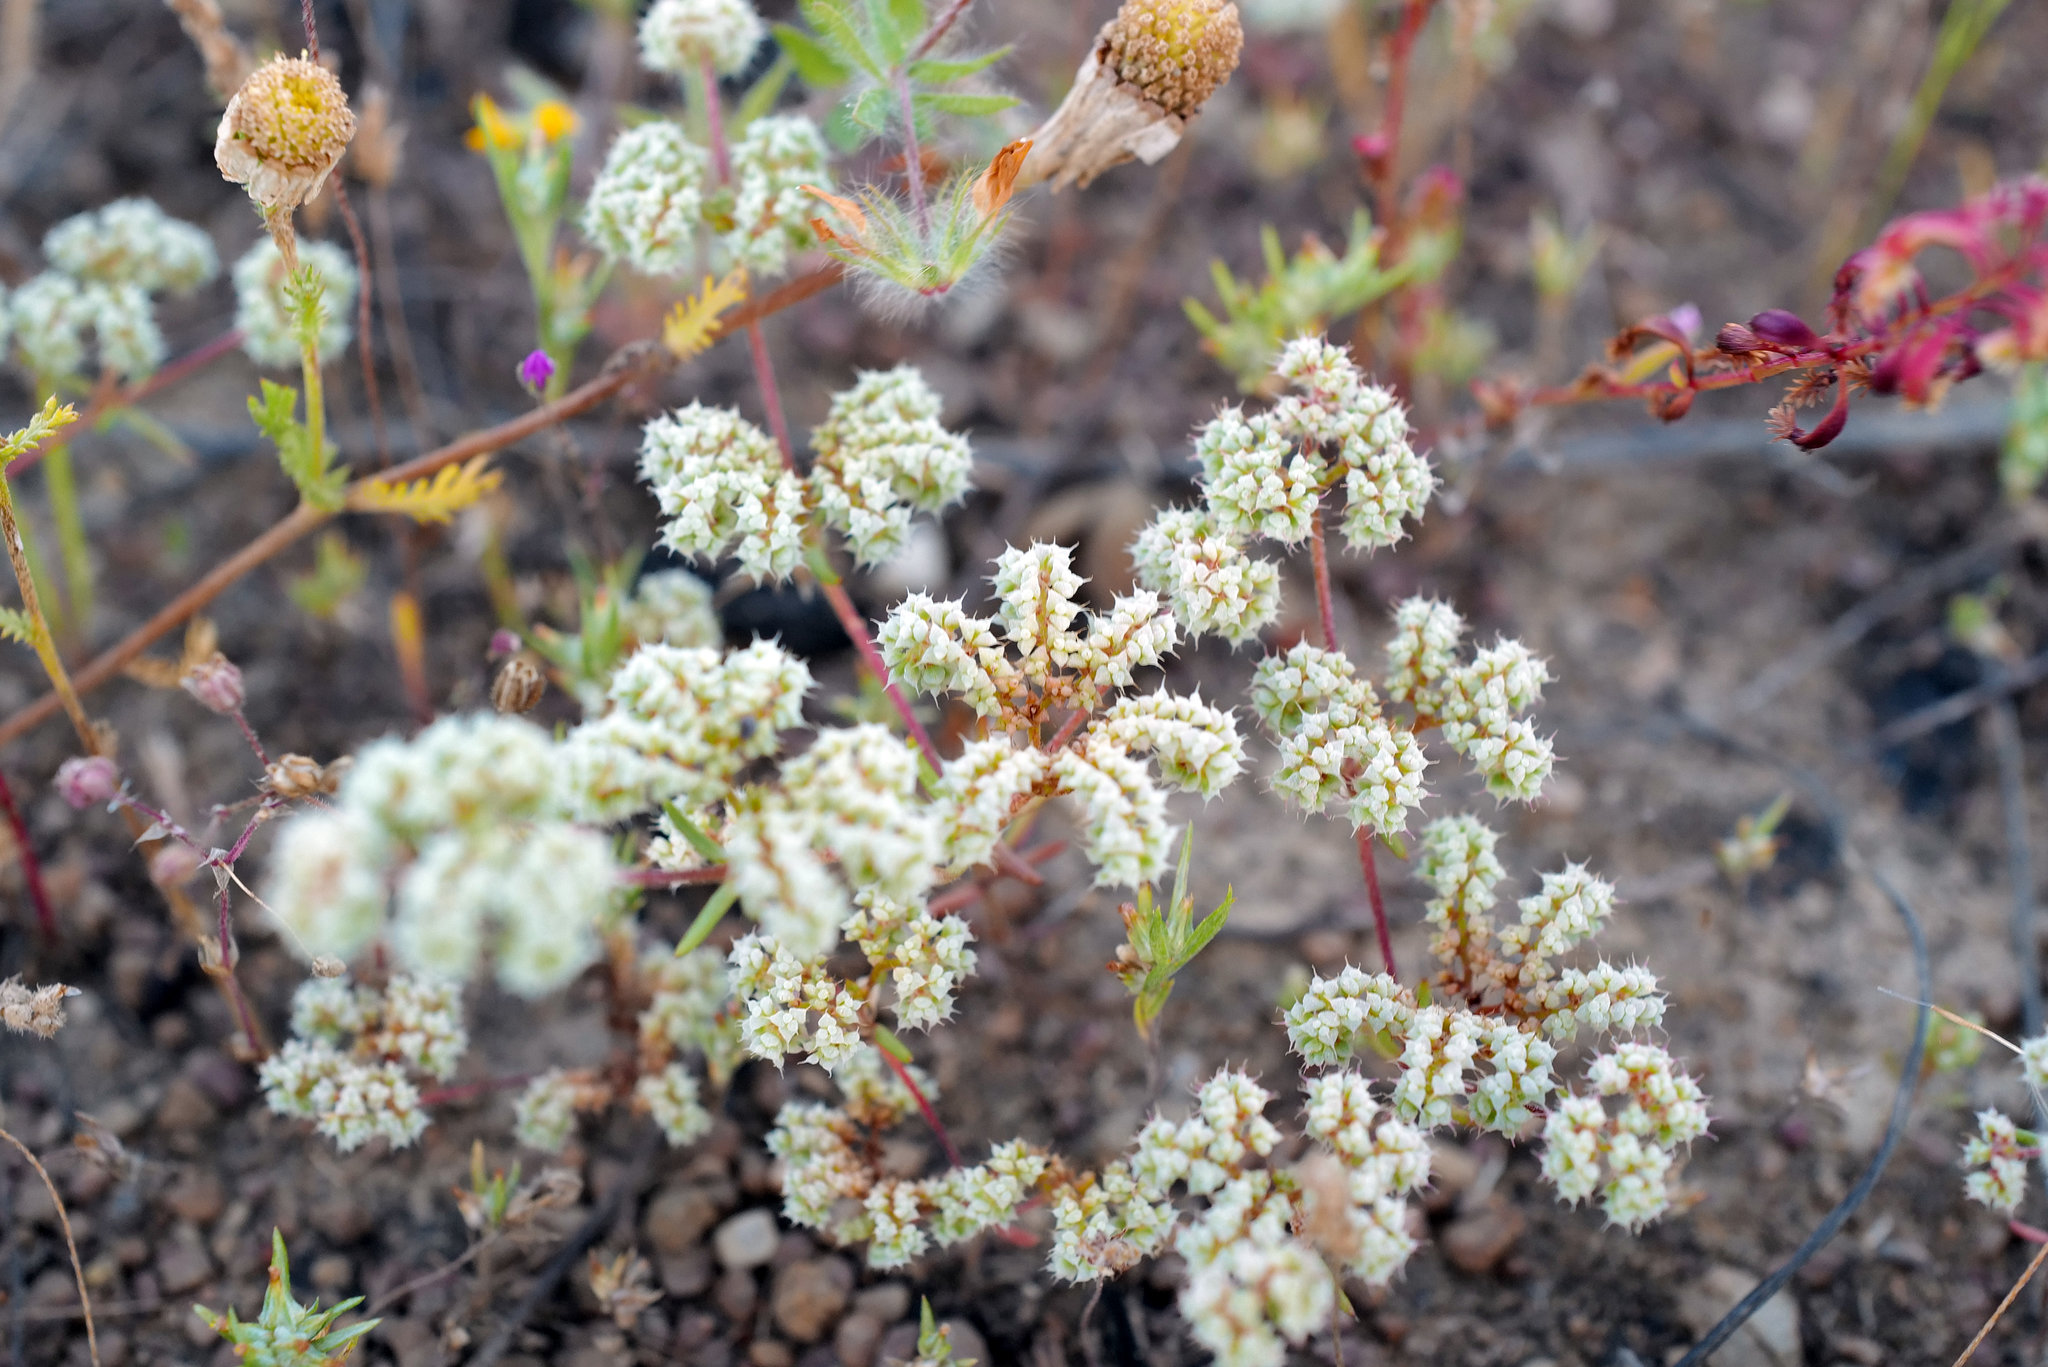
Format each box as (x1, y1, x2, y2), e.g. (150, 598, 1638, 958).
(638, 0, 763, 76)
(514, 1068, 611, 1152)
(1251, 641, 1427, 835)
(1539, 1042, 1709, 1228)
(1300, 1071, 1430, 1281)
(564, 640, 811, 822)
(1385, 597, 1555, 801)
(639, 403, 809, 581)
(808, 366, 973, 566)
(7, 198, 217, 383)
(1282, 964, 1414, 1066)
(258, 975, 466, 1153)
(1963, 1109, 2035, 1214)
(881, 542, 1242, 888)
(1414, 812, 1504, 965)
(232, 237, 358, 369)
(583, 122, 711, 278)
(1177, 1174, 1332, 1367)
(638, 945, 741, 1081)
(1130, 335, 1433, 645)
(846, 892, 977, 1031)
(623, 569, 723, 651)
(635, 1063, 715, 1146)
(724, 115, 831, 276)
(265, 714, 623, 996)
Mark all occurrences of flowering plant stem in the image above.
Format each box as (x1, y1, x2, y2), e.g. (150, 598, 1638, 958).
(876, 1027, 962, 1168)
(39, 438, 91, 639)
(0, 768, 54, 939)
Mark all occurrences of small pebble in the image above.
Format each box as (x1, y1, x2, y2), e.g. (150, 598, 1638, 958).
(163, 1169, 226, 1226)
(771, 1257, 853, 1343)
(1441, 1201, 1526, 1275)
(853, 1281, 912, 1323)
(748, 1339, 794, 1367)
(644, 1183, 725, 1255)
(715, 1267, 758, 1321)
(714, 1209, 781, 1270)
(834, 1311, 886, 1367)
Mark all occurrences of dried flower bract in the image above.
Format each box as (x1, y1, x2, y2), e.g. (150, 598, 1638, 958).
(215, 54, 357, 221)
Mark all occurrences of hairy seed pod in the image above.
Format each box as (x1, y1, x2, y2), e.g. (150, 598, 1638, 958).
(265, 753, 329, 800)
(181, 652, 247, 715)
(492, 656, 547, 715)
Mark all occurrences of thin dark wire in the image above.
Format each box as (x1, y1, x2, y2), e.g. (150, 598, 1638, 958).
(1668, 713, 1932, 1367)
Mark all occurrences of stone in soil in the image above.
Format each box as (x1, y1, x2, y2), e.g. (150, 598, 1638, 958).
(714, 1208, 780, 1269)
(1678, 1264, 1801, 1367)
(770, 1256, 853, 1342)
(834, 1310, 886, 1367)
(1440, 1200, 1526, 1274)
(715, 1266, 759, 1321)
(644, 1181, 726, 1255)
(156, 1238, 216, 1296)
(852, 1280, 912, 1323)
(163, 1168, 226, 1225)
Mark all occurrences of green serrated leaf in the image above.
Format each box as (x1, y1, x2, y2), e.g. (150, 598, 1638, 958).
(773, 24, 852, 87)
(846, 85, 894, 135)
(910, 90, 1017, 116)
(865, 0, 914, 65)
(907, 46, 1010, 84)
(798, 0, 884, 77)
(249, 380, 345, 511)
(0, 607, 33, 645)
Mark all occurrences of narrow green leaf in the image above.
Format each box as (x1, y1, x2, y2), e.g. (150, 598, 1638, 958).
(866, 0, 915, 65)
(1182, 887, 1234, 961)
(910, 90, 1017, 116)
(884, 0, 926, 47)
(873, 1023, 913, 1063)
(662, 801, 726, 861)
(907, 46, 1010, 84)
(773, 24, 852, 87)
(674, 879, 740, 957)
(737, 53, 796, 122)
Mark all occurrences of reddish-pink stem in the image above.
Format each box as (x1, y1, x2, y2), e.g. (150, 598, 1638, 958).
(1355, 824, 1396, 978)
(1370, 0, 1434, 225)
(893, 71, 931, 236)
(1045, 707, 1089, 754)
(745, 322, 797, 461)
(880, 1044, 962, 1168)
(700, 56, 732, 184)
(622, 865, 729, 887)
(0, 770, 54, 939)
(230, 710, 270, 768)
(1308, 504, 1339, 653)
(420, 1073, 536, 1107)
(819, 578, 942, 768)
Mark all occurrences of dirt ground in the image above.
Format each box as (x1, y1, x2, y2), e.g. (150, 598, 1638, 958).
(3, 0, 2048, 1364)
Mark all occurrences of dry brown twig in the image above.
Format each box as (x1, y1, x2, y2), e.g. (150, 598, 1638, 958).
(0, 1125, 99, 1367)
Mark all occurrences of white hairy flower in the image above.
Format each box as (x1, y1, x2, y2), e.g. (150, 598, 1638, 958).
(232, 237, 357, 368)
(879, 594, 1012, 717)
(1539, 1092, 1607, 1203)
(1586, 1041, 1709, 1148)
(639, 946, 736, 1071)
(44, 198, 218, 293)
(927, 1141, 1048, 1245)
(1600, 1130, 1674, 1228)
(1249, 641, 1372, 736)
(1196, 408, 1321, 545)
(992, 542, 1088, 681)
(1389, 1005, 1486, 1129)
(808, 365, 972, 565)
(1530, 962, 1667, 1041)
(1271, 711, 1426, 835)
(1963, 1110, 2032, 1215)
(624, 569, 723, 649)
(847, 892, 977, 1031)
(1051, 738, 1175, 887)
(928, 737, 1049, 873)
(1070, 591, 1179, 698)
(636, 1063, 714, 1146)
(639, 402, 808, 581)
(1500, 863, 1618, 976)
(783, 724, 939, 904)
(258, 1040, 428, 1153)
(582, 121, 713, 278)
(725, 113, 830, 275)
(289, 976, 371, 1041)
(1132, 512, 1282, 646)
(1334, 384, 1431, 551)
(9, 273, 88, 380)
(82, 281, 165, 379)
(1095, 690, 1245, 797)
(725, 796, 847, 962)
(1382, 596, 1464, 705)
(1180, 1237, 1335, 1367)
(637, 0, 764, 76)
(345, 713, 562, 838)
(766, 1101, 870, 1231)
(2019, 1033, 2048, 1090)
(1416, 813, 1504, 960)
(514, 1069, 595, 1153)
(1468, 1021, 1558, 1135)
(264, 808, 391, 963)
(865, 1178, 931, 1268)
(1271, 335, 1366, 442)
(1283, 966, 1413, 1066)
(355, 976, 469, 1081)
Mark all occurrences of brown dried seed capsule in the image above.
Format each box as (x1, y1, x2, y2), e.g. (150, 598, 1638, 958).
(1103, 0, 1243, 120)
(215, 53, 356, 213)
(265, 753, 328, 800)
(492, 656, 546, 715)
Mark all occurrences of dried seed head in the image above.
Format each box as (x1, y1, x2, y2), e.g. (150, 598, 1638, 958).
(310, 955, 348, 979)
(215, 54, 357, 213)
(1103, 0, 1242, 119)
(1, 978, 75, 1038)
(493, 656, 547, 715)
(55, 755, 120, 810)
(266, 753, 331, 800)
(181, 651, 247, 715)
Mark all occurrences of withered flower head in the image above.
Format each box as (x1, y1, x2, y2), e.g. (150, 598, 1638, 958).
(1103, 0, 1243, 120)
(215, 53, 357, 214)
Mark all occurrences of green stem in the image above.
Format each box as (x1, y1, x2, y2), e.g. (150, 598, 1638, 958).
(300, 331, 326, 490)
(0, 470, 96, 749)
(41, 441, 91, 636)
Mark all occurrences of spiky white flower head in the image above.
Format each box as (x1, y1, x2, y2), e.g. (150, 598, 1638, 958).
(290, 976, 372, 1041)
(1051, 738, 1175, 887)
(1598, 1130, 1674, 1228)
(1283, 966, 1413, 1066)
(1131, 511, 1282, 646)
(514, 1068, 602, 1152)
(1271, 335, 1366, 442)
(232, 237, 357, 368)
(927, 1140, 1050, 1246)
(1499, 863, 1617, 977)
(636, 1063, 714, 1146)
(1530, 962, 1666, 1041)
(992, 542, 1088, 681)
(264, 808, 392, 964)
(637, 0, 764, 76)
(1963, 1109, 2033, 1215)
(1538, 1092, 1606, 1203)
(767, 1101, 870, 1231)
(929, 737, 1049, 873)
(878, 594, 1012, 717)
(1196, 407, 1321, 545)
(1469, 1021, 1558, 1135)
(639, 402, 808, 581)
(1416, 813, 1504, 940)
(1249, 641, 1372, 736)
(808, 365, 973, 565)
(44, 198, 218, 293)
(1070, 590, 1179, 698)
(866, 1178, 931, 1268)
(1180, 1236, 1335, 1367)
(258, 1040, 428, 1153)
(624, 569, 723, 649)
(8, 273, 88, 380)
(1382, 596, 1464, 705)
(1541, 1046, 1704, 1228)
(354, 976, 469, 1081)
(729, 931, 866, 1070)
(83, 282, 166, 379)
(639, 946, 736, 1071)
(782, 724, 939, 904)
(1347, 1195, 1421, 1286)
(1425, 635, 1556, 800)
(725, 795, 847, 961)
(582, 122, 713, 278)
(1047, 1158, 1177, 1282)
(1271, 711, 1427, 835)
(1095, 690, 1244, 797)
(1388, 1005, 1486, 1129)
(1301, 1071, 1431, 1204)
(847, 891, 977, 1031)
(1586, 1041, 1709, 1148)
(2019, 1032, 2048, 1090)
(724, 113, 830, 276)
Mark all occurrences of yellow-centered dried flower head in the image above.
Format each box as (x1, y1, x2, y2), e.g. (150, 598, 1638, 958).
(1104, 0, 1243, 119)
(215, 53, 357, 213)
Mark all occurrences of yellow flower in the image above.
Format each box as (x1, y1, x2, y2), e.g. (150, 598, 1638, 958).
(468, 94, 521, 153)
(533, 101, 579, 145)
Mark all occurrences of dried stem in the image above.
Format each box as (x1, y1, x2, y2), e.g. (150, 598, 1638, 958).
(1951, 1236, 2048, 1367)
(0, 1124, 98, 1367)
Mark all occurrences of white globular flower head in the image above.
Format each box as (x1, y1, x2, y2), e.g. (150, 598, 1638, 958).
(1382, 596, 1464, 705)
(1249, 641, 1372, 736)
(724, 113, 830, 276)
(808, 365, 973, 565)
(1468, 1021, 1558, 1135)
(1283, 966, 1414, 1066)
(1500, 863, 1618, 978)
(878, 594, 1012, 717)
(264, 808, 391, 964)
(929, 737, 1049, 873)
(781, 723, 939, 905)
(1388, 1005, 1486, 1129)
(232, 237, 357, 369)
(8, 273, 87, 380)
(1132, 510, 1282, 646)
(1196, 407, 1322, 545)
(582, 121, 713, 278)
(624, 569, 723, 649)
(82, 282, 166, 379)
(44, 198, 218, 293)
(1416, 813, 1504, 943)
(1051, 738, 1175, 888)
(638, 0, 764, 76)
(258, 1041, 428, 1154)
(1096, 690, 1245, 798)
(992, 542, 1088, 681)
(635, 1063, 714, 1146)
(725, 793, 848, 962)
(846, 891, 977, 1032)
(514, 1069, 601, 1153)
(1530, 962, 1667, 1041)
(1963, 1109, 2033, 1215)
(1071, 591, 1179, 699)
(2018, 1033, 2048, 1090)
(639, 402, 808, 581)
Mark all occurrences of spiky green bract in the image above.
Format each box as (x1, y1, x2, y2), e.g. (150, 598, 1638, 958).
(195, 1230, 377, 1367)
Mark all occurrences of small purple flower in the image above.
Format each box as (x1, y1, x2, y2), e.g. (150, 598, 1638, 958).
(55, 756, 120, 810)
(517, 349, 556, 395)
(488, 628, 522, 659)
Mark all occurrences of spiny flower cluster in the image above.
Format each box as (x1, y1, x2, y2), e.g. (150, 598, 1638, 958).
(258, 975, 467, 1152)
(1385, 596, 1555, 801)
(621, 568, 723, 651)
(6, 199, 218, 383)
(1962, 1109, 2038, 1215)
(1539, 1043, 1709, 1228)
(881, 541, 1244, 887)
(1130, 335, 1433, 644)
(638, 403, 808, 580)
(234, 237, 358, 369)
(809, 366, 974, 566)
(721, 115, 833, 276)
(728, 888, 976, 1070)
(513, 1068, 615, 1153)
(265, 714, 624, 996)
(1250, 641, 1425, 836)
(0, 978, 73, 1038)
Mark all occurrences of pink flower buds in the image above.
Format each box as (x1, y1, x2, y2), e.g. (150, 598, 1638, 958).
(181, 652, 247, 715)
(55, 756, 120, 810)
(1746, 309, 1819, 351)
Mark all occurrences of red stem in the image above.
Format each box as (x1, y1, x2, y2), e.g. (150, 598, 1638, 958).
(879, 1044, 962, 1168)
(230, 710, 270, 768)
(894, 71, 931, 236)
(622, 865, 729, 887)
(908, 0, 975, 61)
(0, 769, 54, 940)
(420, 1073, 535, 1107)
(1370, 0, 1434, 226)
(10, 331, 247, 479)
(1355, 824, 1396, 978)
(700, 55, 732, 184)
(819, 578, 942, 768)
(1308, 504, 1339, 653)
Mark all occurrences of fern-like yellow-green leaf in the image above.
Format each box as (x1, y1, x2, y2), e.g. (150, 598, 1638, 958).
(663, 269, 749, 361)
(352, 455, 504, 525)
(0, 607, 33, 645)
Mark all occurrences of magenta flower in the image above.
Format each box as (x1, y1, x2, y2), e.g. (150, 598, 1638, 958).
(517, 349, 556, 394)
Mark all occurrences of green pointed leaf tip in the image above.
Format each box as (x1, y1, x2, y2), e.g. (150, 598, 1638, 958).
(774, 23, 853, 86)
(907, 46, 1010, 83)
(910, 91, 1018, 116)
(674, 879, 740, 957)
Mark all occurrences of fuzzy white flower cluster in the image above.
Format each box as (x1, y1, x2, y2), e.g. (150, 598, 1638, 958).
(1131, 335, 1433, 645)
(639, 403, 809, 581)
(258, 976, 466, 1153)
(846, 892, 977, 1030)
(635, 1064, 715, 1146)
(1300, 1070, 1430, 1278)
(623, 569, 723, 651)
(1251, 641, 1426, 835)
(638, 0, 764, 76)
(583, 123, 711, 278)
(1963, 1109, 2035, 1214)
(1539, 1042, 1709, 1228)
(808, 366, 973, 566)
(638, 946, 741, 1081)
(233, 237, 358, 369)
(265, 714, 623, 996)
(1177, 1174, 1332, 1367)
(564, 640, 811, 822)
(724, 115, 831, 275)
(513, 1068, 612, 1152)
(1385, 597, 1555, 801)
(7, 198, 217, 383)
(1282, 964, 1414, 1066)
(882, 542, 1243, 887)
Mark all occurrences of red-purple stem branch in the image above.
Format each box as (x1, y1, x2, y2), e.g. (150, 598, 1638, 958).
(908, 0, 975, 61)
(0, 770, 54, 939)
(420, 1073, 536, 1107)
(230, 710, 270, 768)
(1369, 0, 1433, 225)
(879, 1044, 962, 1168)
(700, 56, 732, 183)
(818, 579, 943, 768)
(1355, 825, 1396, 978)
(1308, 504, 1339, 654)
(623, 865, 729, 887)
(893, 72, 931, 236)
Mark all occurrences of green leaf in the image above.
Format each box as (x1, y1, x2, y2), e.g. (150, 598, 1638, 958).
(797, 0, 884, 77)
(249, 380, 345, 511)
(1181, 886, 1234, 963)
(674, 880, 740, 957)
(846, 85, 895, 136)
(662, 802, 726, 861)
(873, 1023, 913, 1063)
(773, 24, 852, 86)
(865, 0, 915, 65)
(736, 53, 796, 122)
(0, 607, 32, 645)
(908, 46, 1010, 84)
(883, 0, 926, 47)
(910, 90, 1017, 116)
